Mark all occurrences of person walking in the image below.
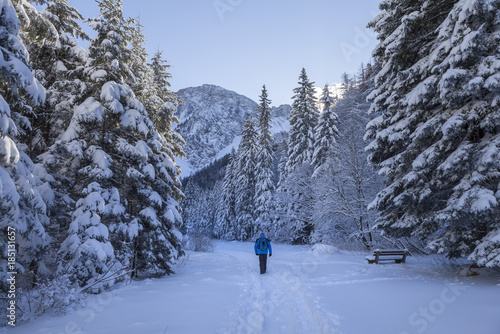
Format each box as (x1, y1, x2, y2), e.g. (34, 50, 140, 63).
(254, 233, 272, 274)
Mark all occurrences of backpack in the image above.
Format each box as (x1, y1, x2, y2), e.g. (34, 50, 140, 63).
(258, 238, 268, 252)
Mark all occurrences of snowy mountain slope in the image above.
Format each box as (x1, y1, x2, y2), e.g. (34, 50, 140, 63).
(175, 84, 257, 174)
(175, 84, 290, 176)
(11, 241, 500, 334)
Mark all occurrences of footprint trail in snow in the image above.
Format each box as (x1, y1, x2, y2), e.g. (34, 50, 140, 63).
(218, 255, 341, 334)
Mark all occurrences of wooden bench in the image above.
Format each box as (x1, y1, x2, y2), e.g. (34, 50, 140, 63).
(366, 249, 409, 264)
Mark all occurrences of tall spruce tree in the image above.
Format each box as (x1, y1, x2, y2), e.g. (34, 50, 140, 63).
(366, 0, 500, 266)
(29, 2, 89, 251)
(283, 68, 319, 244)
(53, 0, 183, 286)
(234, 115, 259, 240)
(254, 85, 275, 234)
(286, 68, 319, 174)
(147, 50, 184, 159)
(0, 0, 51, 295)
(53, 0, 132, 287)
(312, 84, 340, 177)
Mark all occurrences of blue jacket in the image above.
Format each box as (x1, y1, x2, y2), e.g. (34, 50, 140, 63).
(255, 235, 272, 255)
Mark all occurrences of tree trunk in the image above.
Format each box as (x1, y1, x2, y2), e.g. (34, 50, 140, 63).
(130, 238, 138, 279)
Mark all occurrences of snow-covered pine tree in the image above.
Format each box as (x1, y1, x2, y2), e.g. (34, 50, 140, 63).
(310, 84, 339, 244)
(54, 0, 183, 286)
(27, 0, 88, 154)
(57, 180, 118, 289)
(0, 0, 51, 293)
(147, 50, 184, 160)
(234, 115, 259, 240)
(216, 148, 237, 240)
(286, 68, 319, 174)
(366, 0, 500, 266)
(53, 0, 131, 286)
(256, 85, 273, 148)
(312, 84, 340, 177)
(283, 68, 319, 244)
(254, 85, 275, 234)
(26, 2, 89, 245)
(127, 20, 185, 277)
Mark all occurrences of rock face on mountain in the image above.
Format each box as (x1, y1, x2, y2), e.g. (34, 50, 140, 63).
(175, 84, 290, 175)
(175, 84, 257, 172)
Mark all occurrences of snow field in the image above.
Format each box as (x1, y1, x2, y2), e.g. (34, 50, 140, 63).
(8, 241, 500, 334)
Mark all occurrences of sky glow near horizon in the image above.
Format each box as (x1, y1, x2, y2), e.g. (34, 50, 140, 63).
(68, 0, 381, 105)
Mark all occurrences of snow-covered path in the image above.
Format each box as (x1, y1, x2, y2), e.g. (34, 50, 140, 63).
(8, 241, 500, 334)
(217, 244, 340, 334)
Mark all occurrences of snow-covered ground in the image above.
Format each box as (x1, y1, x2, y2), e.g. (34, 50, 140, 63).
(9, 241, 500, 334)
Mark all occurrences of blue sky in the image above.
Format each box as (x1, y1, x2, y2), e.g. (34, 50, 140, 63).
(69, 0, 381, 105)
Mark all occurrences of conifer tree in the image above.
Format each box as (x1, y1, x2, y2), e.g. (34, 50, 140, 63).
(254, 85, 275, 233)
(234, 115, 259, 240)
(286, 68, 319, 174)
(312, 84, 340, 177)
(147, 50, 184, 159)
(283, 68, 319, 244)
(53, 0, 184, 285)
(257, 85, 273, 149)
(366, 0, 500, 266)
(18, 2, 89, 260)
(0, 0, 51, 291)
(216, 148, 237, 240)
(27, 0, 88, 155)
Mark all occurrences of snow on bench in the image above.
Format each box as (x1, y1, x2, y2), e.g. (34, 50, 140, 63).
(366, 249, 409, 264)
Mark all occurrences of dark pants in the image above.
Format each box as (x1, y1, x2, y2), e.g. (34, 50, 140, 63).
(259, 254, 268, 274)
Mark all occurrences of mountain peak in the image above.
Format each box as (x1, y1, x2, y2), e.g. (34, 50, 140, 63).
(175, 85, 257, 174)
(174, 85, 290, 177)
